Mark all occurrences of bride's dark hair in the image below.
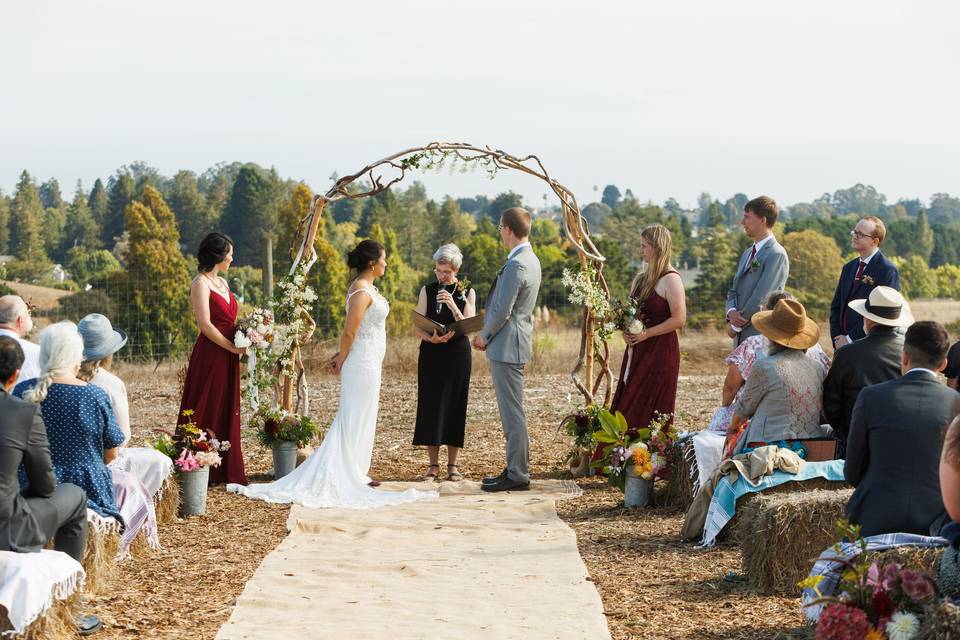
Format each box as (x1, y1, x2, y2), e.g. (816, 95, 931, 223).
(347, 240, 385, 271)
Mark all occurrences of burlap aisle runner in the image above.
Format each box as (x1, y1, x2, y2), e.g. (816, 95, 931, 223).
(216, 480, 611, 640)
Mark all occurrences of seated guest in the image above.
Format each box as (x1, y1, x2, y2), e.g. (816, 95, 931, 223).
(945, 417, 960, 523)
(823, 286, 913, 453)
(0, 335, 102, 635)
(14, 322, 125, 523)
(78, 314, 172, 498)
(944, 340, 960, 389)
(845, 321, 960, 537)
(0, 294, 40, 385)
(723, 299, 831, 457)
(684, 291, 829, 489)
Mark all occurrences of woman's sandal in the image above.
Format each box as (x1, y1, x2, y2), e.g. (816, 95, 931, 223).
(446, 464, 464, 482)
(421, 464, 441, 481)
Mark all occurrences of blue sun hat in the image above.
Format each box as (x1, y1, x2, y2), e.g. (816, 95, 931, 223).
(77, 313, 128, 361)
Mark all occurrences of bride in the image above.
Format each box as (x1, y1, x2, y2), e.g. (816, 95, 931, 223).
(228, 240, 437, 509)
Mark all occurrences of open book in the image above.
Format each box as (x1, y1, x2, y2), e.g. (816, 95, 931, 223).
(410, 310, 485, 338)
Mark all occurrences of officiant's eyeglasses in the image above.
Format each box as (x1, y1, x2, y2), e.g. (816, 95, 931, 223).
(851, 230, 877, 240)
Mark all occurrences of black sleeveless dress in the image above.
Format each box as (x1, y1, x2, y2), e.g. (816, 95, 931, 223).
(413, 282, 473, 448)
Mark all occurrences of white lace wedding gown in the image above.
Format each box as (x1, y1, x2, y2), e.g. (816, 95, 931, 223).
(227, 286, 438, 509)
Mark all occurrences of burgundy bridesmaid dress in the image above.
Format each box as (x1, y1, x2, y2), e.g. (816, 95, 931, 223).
(177, 290, 247, 485)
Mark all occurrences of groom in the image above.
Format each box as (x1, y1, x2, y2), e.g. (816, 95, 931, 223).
(472, 207, 542, 492)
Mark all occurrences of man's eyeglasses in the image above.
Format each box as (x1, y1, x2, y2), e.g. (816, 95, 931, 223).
(497, 224, 504, 231)
(851, 230, 876, 240)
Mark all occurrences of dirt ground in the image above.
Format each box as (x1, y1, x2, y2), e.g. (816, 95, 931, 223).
(90, 337, 815, 640)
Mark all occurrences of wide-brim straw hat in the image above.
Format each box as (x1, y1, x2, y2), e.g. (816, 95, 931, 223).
(847, 286, 914, 328)
(78, 313, 128, 362)
(751, 299, 820, 350)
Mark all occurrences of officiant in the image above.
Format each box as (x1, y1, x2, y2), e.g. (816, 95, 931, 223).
(412, 244, 477, 482)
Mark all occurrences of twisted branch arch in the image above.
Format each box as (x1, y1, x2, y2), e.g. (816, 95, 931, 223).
(282, 142, 614, 410)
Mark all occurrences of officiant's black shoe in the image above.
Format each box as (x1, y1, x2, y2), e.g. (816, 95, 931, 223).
(481, 477, 530, 492)
(482, 469, 508, 485)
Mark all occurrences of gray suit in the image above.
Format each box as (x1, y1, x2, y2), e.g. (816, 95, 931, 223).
(726, 237, 789, 346)
(0, 389, 87, 561)
(480, 244, 542, 483)
(845, 370, 960, 537)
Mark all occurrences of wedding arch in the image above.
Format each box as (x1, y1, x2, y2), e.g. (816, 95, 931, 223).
(275, 142, 614, 413)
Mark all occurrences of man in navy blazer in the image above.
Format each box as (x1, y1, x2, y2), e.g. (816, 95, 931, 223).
(829, 216, 900, 348)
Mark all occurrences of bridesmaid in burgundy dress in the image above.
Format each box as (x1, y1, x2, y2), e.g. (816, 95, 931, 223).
(178, 233, 247, 485)
(610, 223, 686, 435)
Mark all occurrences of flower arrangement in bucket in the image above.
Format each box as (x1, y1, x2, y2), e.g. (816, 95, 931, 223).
(592, 409, 676, 492)
(559, 404, 601, 476)
(255, 407, 319, 448)
(150, 410, 230, 516)
(151, 410, 231, 472)
(801, 520, 950, 640)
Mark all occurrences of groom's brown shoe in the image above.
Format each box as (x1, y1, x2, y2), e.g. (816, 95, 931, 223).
(481, 477, 530, 492)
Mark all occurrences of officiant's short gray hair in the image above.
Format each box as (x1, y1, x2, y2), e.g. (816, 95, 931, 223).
(433, 244, 463, 269)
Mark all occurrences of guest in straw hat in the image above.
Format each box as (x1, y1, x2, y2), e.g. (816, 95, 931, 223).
(823, 286, 913, 454)
(723, 299, 832, 457)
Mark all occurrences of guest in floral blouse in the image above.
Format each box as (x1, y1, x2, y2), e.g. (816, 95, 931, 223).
(15, 321, 125, 523)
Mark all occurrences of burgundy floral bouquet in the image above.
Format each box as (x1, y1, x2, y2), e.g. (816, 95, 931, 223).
(151, 410, 231, 472)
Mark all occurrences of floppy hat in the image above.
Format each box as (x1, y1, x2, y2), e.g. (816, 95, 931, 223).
(751, 299, 820, 350)
(847, 286, 914, 328)
(77, 313, 128, 361)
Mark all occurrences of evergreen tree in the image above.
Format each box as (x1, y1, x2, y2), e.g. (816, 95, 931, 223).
(220, 164, 280, 267)
(9, 171, 49, 270)
(39, 178, 64, 210)
(308, 237, 348, 337)
(690, 213, 737, 315)
(432, 197, 473, 249)
(782, 229, 844, 313)
(113, 186, 192, 359)
(62, 182, 102, 253)
(0, 191, 9, 255)
(486, 191, 523, 222)
(104, 173, 136, 247)
(88, 178, 109, 228)
(276, 183, 315, 273)
(167, 170, 219, 252)
(43, 206, 67, 261)
(601, 185, 622, 209)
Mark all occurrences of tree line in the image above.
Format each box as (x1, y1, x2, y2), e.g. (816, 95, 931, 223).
(2, 165, 959, 357)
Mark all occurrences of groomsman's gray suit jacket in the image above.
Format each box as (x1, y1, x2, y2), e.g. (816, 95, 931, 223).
(481, 245, 542, 364)
(725, 237, 789, 345)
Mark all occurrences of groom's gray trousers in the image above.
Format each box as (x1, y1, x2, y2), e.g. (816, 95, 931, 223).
(488, 359, 529, 483)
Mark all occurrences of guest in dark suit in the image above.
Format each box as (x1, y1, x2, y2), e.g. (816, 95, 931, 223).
(823, 286, 913, 452)
(829, 216, 900, 348)
(845, 321, 960, 537)
(0, 335, 88, 561)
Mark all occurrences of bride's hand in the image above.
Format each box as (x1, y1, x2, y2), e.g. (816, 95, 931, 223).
(329, 352, 344, 374)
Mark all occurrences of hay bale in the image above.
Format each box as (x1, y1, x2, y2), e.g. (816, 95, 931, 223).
(868, 546, 944, 575)
(155, 475, 180, 525)
(727, 477, 846, 538)
(81, 524, 121, 594)
(0, 593, 79, 639)
(661, 440, 695, 509)
(738, 487, 854, 594)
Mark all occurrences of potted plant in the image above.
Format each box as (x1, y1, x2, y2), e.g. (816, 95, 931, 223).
(593, 409, 675, 508)
(256, 408, 318, 479)
(151, 409, 230, 516)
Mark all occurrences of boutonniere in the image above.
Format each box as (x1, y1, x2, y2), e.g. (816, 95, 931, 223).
(749, 258, 761, 272)
(861, 274, 875, 286)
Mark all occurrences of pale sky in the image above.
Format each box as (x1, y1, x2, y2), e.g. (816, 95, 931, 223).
(1, 0, 958, 209)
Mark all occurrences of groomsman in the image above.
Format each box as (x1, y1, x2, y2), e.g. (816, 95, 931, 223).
(725, 196, 790, 346)
(829, 216, 900, 349)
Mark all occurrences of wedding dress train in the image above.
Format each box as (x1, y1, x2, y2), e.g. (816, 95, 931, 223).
(228, 286, 437, 509)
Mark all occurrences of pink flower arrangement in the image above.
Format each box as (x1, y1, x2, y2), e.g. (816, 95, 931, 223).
(152, 410, 230, 472)
(816, 604, 869, 640)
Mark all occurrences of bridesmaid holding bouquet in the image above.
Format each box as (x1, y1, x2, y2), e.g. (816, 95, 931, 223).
(177, 232, 247, 485)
